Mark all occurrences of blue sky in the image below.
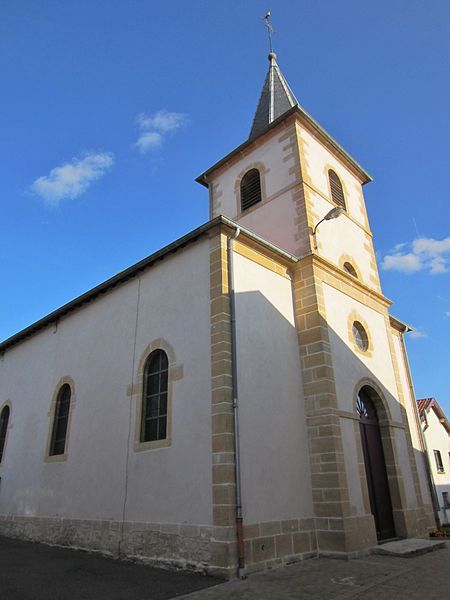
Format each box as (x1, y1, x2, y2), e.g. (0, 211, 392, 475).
(1, 1, 449, 413)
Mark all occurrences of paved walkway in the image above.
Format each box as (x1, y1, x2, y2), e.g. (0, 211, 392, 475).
(179, 544, 449, 600)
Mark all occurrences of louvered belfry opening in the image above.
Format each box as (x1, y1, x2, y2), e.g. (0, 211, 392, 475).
(240, 169, 262, 212)
(328, 169, 346, 210)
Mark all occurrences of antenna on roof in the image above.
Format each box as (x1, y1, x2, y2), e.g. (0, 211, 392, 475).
(263, 11, 274, 54)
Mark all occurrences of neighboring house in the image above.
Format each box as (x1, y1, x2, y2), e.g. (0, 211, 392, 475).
(418, 398, 450, 525)
(0, 49, 435, 578)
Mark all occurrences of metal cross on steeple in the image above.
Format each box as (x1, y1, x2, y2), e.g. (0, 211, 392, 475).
(249, 13, 299, 140)
(263, 11, 274, 53)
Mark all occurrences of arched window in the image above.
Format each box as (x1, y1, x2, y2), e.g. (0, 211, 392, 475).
(0, 405, 10, 463)
(343, 262, 358, 278)
(49, 384, 71, 456)
(141, 349, 169, 443)
(328, 169, 346, 210)
(356, 390, 378, 422)
(240, 169, 261, 212)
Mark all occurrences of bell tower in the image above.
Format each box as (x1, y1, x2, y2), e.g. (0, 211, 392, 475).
(198, 38, 434, 557)
(197, 50, 381, 293)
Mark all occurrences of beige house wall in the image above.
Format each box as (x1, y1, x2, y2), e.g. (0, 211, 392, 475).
(421, 406, 450, 523)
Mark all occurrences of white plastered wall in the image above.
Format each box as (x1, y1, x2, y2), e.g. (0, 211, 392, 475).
(297, 125, 379, 289)
(0, 239, 213, 526)
(209, 130, 300, 255)
(298, 126, 368, 227)
(322, 283, 417, 512)
(422, 407, 450, 522)
(233, 252, 313, 523)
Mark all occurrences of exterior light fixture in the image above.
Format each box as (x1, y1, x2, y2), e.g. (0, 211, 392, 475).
(312, 207, 345, 250)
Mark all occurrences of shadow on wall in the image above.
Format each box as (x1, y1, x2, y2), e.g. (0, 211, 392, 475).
(0, 286, 434, 544)
(234, 287, 432, 540)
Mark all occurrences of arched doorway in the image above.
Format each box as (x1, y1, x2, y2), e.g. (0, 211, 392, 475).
(357, 386, 396, 541)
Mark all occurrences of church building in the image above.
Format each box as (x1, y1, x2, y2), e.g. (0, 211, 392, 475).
(0, 50, 435, 577)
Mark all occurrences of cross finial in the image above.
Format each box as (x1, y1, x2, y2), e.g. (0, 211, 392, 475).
(263, 11, 274, 54)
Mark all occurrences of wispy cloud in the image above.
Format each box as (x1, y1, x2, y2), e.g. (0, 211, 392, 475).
(382, 236, 450, 275)
(409, 328, 427, 339)
(30, 152, 114, 205)
(135, 109, 188, 154)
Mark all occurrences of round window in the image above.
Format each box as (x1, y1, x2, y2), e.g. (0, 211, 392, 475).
(352, 321, 369, 351)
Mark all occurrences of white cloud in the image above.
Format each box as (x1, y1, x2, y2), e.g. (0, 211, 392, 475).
(382, 236, 450, 275)
(135, 109, 188, 154)
(409, 328, 427, 339)
(393, 242, 407, 252)
(382, 252, 423, 273)
(30, 152, 114, 205)
(135, 131, 163, 153)
(412, 237, 450, 256)
(429, 256, 448, 274)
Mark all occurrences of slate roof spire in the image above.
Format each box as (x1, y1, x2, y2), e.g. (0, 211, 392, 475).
(249, 52, 299, 140)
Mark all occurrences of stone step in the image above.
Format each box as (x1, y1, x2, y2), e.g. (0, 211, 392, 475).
(373, 538, 447, 558)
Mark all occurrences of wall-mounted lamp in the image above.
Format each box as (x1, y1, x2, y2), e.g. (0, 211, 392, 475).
(312, 207, 344, 250)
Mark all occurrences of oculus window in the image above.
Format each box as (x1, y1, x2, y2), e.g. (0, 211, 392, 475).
(352, 321, 369, 352)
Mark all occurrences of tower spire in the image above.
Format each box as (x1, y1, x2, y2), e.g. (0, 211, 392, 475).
(249, 14, 299, 140)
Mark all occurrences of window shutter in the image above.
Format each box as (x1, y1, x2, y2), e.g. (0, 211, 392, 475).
(328, 170, 346, 209)
(240, 169, 262, 211)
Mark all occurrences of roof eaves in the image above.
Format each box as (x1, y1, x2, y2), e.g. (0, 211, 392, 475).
(197, 106, 372, 187)
(0, 215, 298, 355)
(389, 314, 413, 333)
(0, 218, 221, 354)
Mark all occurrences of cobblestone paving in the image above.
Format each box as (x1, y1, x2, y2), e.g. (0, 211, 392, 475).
(178, 545, 449, 600)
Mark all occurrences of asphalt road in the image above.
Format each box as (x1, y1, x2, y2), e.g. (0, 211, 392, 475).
(0, 536, 220, 600)
(1, 535, 448, 600)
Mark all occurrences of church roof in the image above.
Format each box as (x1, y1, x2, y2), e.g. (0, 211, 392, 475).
(0, 216, 297, 354)
(197, 54, 372, 186)
(249, 52, 299, 140)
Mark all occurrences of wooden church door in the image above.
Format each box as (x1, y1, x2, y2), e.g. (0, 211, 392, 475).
(357, 389, 396, 541)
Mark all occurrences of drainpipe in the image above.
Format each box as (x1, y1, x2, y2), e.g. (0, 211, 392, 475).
(227, 226, 246, 579)
(399, 328, 441, 528)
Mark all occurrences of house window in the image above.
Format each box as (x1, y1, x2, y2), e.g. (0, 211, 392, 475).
(240, 169, 262, 212)
(352, 321, 369, 352)
(141, 349, 169, 442)
(0, 405, 10, 463)
(49, 384, 71, 456)
(343, 262, 358, 278)
(434, 449, 445, 474)
(443, 492, 450, 507)
(328, 169, 346, 210)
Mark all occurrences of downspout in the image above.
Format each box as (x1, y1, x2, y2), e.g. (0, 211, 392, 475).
(227, 226, 246, 579)
(399, 328, 441, 528)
